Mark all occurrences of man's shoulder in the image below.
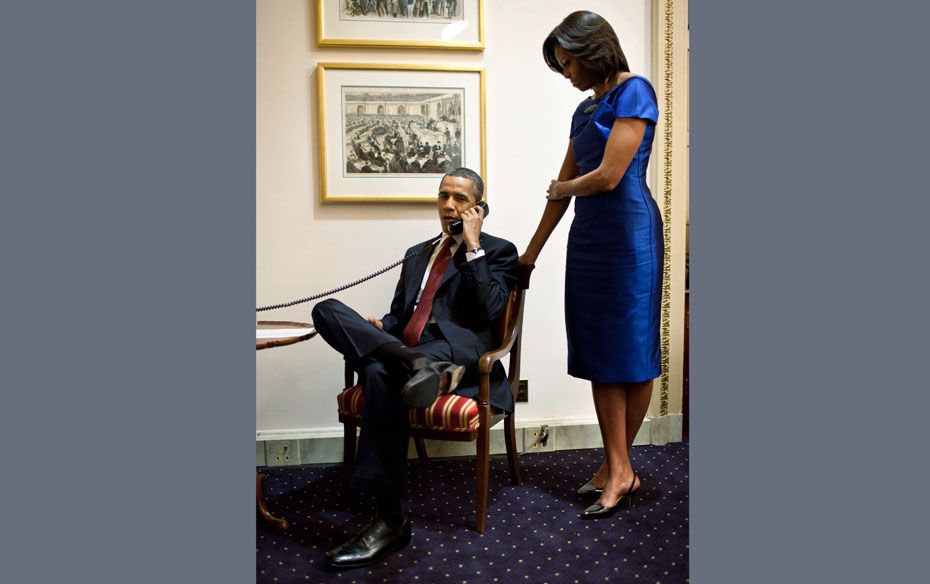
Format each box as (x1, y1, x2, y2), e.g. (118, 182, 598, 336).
(479, 232, 517, 251)
(404, 232, 516, 255)
(406, 237, 438, 254)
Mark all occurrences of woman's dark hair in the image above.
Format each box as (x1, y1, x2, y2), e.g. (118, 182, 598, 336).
(543, 11, 630, 83)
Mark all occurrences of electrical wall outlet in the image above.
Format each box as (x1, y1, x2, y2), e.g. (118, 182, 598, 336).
(516, 379, 529, 402)
(265, 439, 300, 467)
(526, 424, 554, 452)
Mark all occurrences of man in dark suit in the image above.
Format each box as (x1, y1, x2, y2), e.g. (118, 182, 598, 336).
(311, 167, 517, 570)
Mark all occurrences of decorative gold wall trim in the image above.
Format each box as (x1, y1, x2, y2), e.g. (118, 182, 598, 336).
(657, 0, 674, 416)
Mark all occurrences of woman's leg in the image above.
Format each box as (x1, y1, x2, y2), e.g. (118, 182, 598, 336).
(624, 380, 653, 450)
(591, 383, 636, 506)
(588, 386, 611, 487)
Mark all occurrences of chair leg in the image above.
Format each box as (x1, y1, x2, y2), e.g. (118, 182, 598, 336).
(475, 419, 490, 534)
(503, 413, 523, 485)
(413, 436, 430, 465)
(342, 422, 357, 499)
(256, 472, 288, 532)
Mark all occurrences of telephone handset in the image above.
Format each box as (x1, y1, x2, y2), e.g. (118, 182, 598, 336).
(256, 200, 491, 313)
(449, 201, 490, 235)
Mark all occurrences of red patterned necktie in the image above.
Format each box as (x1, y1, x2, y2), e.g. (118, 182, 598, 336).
(402, 237, 454, 347)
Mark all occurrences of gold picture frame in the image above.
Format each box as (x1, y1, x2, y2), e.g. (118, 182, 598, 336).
(316, 62, 486, 203)
(316, 0, 485, 51)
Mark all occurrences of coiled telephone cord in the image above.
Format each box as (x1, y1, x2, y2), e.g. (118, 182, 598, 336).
(255, 234, 442, 313)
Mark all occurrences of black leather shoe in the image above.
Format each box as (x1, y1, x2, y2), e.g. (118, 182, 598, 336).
(576, 481, 604, 497)
(580, 472, 637, 520)
(323, 517, 412, 571)
(401, 360, 464, 407)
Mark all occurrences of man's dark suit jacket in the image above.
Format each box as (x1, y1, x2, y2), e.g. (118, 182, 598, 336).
(379, 231, 519, 413)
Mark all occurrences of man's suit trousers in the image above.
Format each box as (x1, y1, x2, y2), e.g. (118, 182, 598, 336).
(311, 298, 453, 497)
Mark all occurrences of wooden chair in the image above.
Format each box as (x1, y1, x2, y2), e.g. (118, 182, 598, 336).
(336, 264, 533, 533)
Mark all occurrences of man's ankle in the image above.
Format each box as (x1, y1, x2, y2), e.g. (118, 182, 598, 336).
(376, 495, 406, 526)
(373, 341, 427, 367)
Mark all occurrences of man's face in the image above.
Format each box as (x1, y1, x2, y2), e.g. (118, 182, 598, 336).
(554, 44, 597, 92)
(436, 175, 478, 233)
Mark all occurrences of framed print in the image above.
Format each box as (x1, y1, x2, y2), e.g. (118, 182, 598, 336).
(316, 63, 486, 203)
(316, 0, 485, 50)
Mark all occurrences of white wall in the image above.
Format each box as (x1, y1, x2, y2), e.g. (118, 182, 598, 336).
(257, 0, 659, 435)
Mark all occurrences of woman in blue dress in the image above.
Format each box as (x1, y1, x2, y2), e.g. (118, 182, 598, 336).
(520, 11, 663, 519)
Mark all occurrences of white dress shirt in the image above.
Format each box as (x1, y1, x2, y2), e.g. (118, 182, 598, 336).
(414, 232, 485, 308)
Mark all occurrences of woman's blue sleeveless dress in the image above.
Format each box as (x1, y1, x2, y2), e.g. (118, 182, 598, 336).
(565, 76, 663, 383)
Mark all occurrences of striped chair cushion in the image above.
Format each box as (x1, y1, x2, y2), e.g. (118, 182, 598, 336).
(337, 385, 479, 432)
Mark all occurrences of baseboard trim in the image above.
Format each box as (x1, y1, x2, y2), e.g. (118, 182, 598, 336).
(257, 414, 683, 467)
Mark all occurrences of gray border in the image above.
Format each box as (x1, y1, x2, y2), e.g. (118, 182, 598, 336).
(1, 1, 255, 582)
(692, 1, 930, 581)
(6, 0, 930, 581)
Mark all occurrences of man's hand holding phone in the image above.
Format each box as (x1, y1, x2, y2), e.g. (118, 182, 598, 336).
(461, 202, 486, 251)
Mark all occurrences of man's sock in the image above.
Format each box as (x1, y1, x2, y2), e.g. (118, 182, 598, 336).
(376, 492, 406, 526)
(372, 341, 428, 367)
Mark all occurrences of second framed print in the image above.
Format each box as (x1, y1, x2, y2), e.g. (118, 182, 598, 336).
(316, 63, 486, 203)
(316, 0, 485, 50)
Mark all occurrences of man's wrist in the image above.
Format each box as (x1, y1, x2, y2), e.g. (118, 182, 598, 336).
(464, 244, 485, 261)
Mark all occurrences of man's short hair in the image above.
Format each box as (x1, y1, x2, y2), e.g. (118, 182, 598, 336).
(442, 167, 484, 202)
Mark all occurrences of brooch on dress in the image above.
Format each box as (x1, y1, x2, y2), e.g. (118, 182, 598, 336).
(583, 102, 599, 114)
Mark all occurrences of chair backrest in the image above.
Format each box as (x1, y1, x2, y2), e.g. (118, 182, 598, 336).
(496, 263, 533, 339)
(497, 264, 533, 400)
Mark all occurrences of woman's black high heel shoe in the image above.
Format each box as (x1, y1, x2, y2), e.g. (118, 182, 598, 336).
(580, 472, 637, 520)
(576, 481, 604, 496)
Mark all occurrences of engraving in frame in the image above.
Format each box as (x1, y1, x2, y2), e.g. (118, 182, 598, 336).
(316, 63, 486, 203)
(316, 0, 486, 51)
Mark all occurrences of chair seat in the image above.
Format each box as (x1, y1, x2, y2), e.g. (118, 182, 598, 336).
(337, 385, 480, 432)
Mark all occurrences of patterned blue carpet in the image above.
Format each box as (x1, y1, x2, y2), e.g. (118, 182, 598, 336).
(257, 441, 688, 583)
